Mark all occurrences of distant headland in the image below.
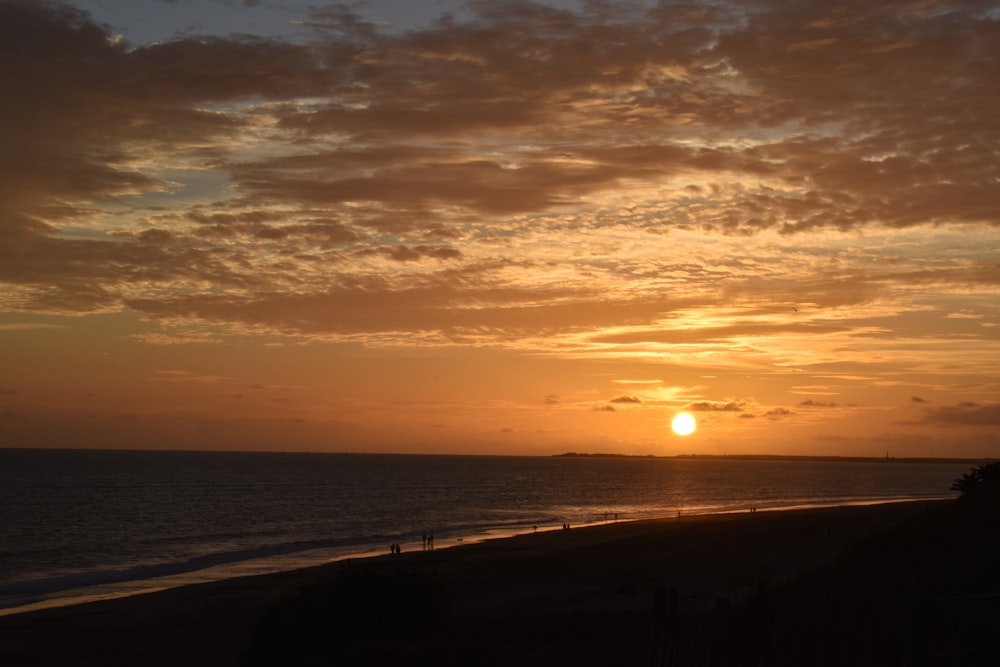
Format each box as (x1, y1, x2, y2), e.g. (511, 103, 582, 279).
(554, 452, 986, 465)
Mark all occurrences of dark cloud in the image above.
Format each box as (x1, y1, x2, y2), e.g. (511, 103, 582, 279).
(610, 395, 641, 404)
(922, 402, 1000, 427)
(0, 1, 309, 207)
(0, 1, 329, 312)
(911, 396, 929, 404)
(0, 225, 235, 313)
(596, 321, 848, 346)
(354, 245, 462, 263)
(686, 401, 743, 412)
(799, 400, 837, 408)
(764, 408, 793, 418)
(210, 0, 1000, 234)
(124, 282, 703, 338)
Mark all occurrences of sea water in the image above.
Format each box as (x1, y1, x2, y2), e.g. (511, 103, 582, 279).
(0, 448, 970, 615)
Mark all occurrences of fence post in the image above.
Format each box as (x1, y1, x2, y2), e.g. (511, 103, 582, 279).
(652, 587, 679, 667)
(752, 579, 768, 667)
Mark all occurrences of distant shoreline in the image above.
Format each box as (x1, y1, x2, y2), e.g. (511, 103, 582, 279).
(0, 448, 989, 465)
(555, 452, 987, 465)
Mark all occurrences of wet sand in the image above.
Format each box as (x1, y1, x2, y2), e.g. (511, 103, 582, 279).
(0, 500, 946, 666)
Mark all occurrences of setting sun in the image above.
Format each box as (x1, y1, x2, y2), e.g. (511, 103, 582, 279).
(672, 413, 697, 436)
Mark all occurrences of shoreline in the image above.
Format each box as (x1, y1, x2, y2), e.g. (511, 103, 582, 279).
(0, 495, 952, 619)
(0, 499, 951, 666)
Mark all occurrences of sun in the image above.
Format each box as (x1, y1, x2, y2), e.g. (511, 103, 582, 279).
(671, 412, 696, 436)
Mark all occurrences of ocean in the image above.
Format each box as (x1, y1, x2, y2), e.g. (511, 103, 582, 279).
(0, 448, 971, 616)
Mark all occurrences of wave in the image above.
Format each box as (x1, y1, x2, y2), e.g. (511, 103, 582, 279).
(0, 513, 564, 611)
(0, 536, 377, 605)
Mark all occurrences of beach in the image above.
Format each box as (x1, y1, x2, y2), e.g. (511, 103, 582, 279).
(1, 499, 969, 666)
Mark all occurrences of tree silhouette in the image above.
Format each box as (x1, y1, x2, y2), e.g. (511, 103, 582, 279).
(950, 461, 1000, 502)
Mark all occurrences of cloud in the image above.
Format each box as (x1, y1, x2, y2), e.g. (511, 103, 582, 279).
(354, 245, 463, 263)
(0, 323, 66, 331)
(610, 395, 641, 404)
(131, 332, 225, 345)
(922, 402, 1000, 427)
(685, 401, 744, 412)
(1, 0, 998, 350)
(153, 370, 228, 384)
(595, 321, 853, 346)
(123, 281, 703, 339)
(614, 379, 663, 385)
(799, 400, 838, 408)
(911, 396, 929, 404)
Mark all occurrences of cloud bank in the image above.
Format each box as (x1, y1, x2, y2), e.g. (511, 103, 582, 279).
(3, 1, 997, 335)
(2, 1, 998, 456)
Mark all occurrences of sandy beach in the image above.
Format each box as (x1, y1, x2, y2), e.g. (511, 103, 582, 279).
(0, 500, 958, 666)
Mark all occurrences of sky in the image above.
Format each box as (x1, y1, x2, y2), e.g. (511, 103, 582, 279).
(1, 0, 998, 457)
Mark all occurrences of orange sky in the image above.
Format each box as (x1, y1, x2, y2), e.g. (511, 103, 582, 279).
(1, 0, 998, 457)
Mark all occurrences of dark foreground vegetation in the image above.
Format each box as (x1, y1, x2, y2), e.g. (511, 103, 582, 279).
(657, 462, 1000, 666)
(245, 463, 1000, 666)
